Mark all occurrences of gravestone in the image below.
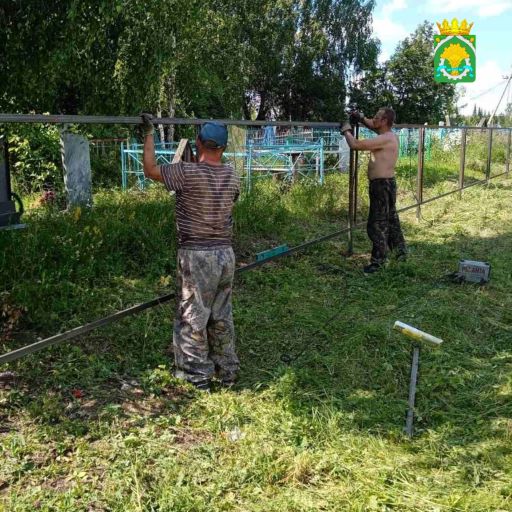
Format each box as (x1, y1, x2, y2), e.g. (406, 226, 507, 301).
(338, 136, 350, 172)
(60, 132, 92, 208)
(0, 136, 22, 228)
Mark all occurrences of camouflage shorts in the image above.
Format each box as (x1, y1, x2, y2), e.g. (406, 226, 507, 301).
(173, 247, 239, 385)
(367, 178, 407, 265)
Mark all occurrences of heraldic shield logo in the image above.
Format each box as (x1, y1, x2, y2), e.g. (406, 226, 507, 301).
(434, 19, 476, 83)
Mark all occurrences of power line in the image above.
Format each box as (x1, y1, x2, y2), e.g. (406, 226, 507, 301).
(469, 81, 507, 101)
(489, 73, 512, 125)
(507, 74, 512, 108)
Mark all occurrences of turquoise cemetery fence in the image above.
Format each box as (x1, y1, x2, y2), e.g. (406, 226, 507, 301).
(120, 126, 437, 191)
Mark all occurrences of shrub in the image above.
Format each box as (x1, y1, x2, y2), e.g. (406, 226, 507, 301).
(7, 124, 62, 195)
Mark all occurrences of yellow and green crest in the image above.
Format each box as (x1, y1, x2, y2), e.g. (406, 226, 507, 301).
(434, 19, 476, 83)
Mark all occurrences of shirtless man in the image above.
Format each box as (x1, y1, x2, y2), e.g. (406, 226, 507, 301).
(341, 107, 407, 273)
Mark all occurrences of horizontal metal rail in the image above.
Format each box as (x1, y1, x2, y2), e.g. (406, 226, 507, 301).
(0, 114, 341, 128)
(1, 113, 510, 130)
(0, 170, 508, 365)
(0, 294, 175, 364)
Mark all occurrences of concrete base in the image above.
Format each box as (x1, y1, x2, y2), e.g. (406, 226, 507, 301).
(0, 223, 26, 231)
(0, 201, 21, 228)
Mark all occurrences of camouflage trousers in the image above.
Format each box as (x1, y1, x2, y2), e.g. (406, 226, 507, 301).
(173, 247, 239, 385)
(367, 178, 407, 265)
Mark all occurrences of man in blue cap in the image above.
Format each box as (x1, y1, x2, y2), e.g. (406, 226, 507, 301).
(141, 115, 240, 391)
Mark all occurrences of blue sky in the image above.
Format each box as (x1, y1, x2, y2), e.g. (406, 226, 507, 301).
(372, 0, 512, 115)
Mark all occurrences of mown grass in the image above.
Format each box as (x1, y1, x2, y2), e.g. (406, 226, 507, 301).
(1, 172, 512, 511)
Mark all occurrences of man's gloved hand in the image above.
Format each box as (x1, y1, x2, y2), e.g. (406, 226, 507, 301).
(349, 110, 364, 125)
(341, 122, 353, 134)
(140, 113, 154, 136)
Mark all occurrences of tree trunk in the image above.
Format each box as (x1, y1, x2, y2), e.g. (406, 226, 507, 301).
(166, 74, 176, 143)
(256, 90, 268, 121)
(242, 95, 252, 120)
(156, 107, 165, 142)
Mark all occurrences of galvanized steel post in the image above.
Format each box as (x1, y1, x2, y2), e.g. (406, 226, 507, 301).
(459, 128, 467, 199)
(405, 345, 420, 438)
(352, 124, 359, 223)
(347, 140, 355, 255)
(416, 127, 425, 220)
(246, 142, 253, 193)
(486, 128, 493, 182)
(319, 138, 325, 185)
(506, 129, 511, 175)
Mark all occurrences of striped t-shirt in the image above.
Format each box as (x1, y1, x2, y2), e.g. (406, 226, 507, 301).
(160, 161, 240, 249)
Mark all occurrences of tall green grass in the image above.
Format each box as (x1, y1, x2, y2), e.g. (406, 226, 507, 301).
(1, 174, 512, 512)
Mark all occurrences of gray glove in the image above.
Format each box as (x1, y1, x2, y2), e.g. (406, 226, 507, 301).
(349, 111, 364, 124)
(140, 113, 154, 136)
(341, 122, 353, 134)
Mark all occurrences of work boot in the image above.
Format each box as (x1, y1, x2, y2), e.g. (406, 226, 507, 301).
(363, 263, 382, 274)
(174, 371, 211, 392)
(219, 379, 236, 389)
(193, 380, 211, 392)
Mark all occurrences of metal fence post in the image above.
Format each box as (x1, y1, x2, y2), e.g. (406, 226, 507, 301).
(486, 128, 493, 182)
(319, 138, 324, 185)
(347, 142, 355, 255)
(247, 142, 253, 193)
(416, 127, 425, 220)
(353, 125, 359, 223)
(459, 128, 467, 199)
(506, 129, 511, 175)
(120, 141, 127, 190)
(405, 344, 420, 438)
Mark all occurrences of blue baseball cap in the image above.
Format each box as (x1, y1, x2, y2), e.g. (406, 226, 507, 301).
(199, 122, 228, 148)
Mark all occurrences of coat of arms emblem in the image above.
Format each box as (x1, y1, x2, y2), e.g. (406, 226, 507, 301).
(434, 19, 476, 83)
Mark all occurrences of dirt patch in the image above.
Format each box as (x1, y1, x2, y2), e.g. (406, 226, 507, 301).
(43, 476, 71, 492)
(173, 427, 213, 448)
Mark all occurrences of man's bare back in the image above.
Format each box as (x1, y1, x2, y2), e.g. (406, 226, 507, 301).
(366, 131, 398, 180)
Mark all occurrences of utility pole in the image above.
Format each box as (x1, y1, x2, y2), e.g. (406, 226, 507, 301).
(488, 71, 512, 126)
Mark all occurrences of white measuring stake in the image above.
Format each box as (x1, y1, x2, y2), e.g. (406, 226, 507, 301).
(393, 321, 443, 437)
(393, 321, 443, 345)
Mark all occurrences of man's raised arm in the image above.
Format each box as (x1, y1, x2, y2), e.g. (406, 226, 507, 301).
(341, 122, 388, 152)
(350, 111, 378, 133)
(141, 113, 164, 183)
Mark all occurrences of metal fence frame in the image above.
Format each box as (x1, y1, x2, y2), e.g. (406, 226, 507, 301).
(0, 114, 511, 364)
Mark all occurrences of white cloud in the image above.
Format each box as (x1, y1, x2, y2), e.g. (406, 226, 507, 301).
(374, 0, 411, 61)
(374, 0, 409, 59)
(373, 16, 409, 44)
(458, 60, 512, 115)
(426, 0, 512, 18)
(382, 0, 408, 16)
(378, 49, 391, 64)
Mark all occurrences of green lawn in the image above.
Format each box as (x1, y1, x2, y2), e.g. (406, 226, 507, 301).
(1, 175, 512, 511)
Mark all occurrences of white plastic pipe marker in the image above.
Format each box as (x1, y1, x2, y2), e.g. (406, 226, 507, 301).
(393, 321, 443, 437)
(393, 321, 443, 345)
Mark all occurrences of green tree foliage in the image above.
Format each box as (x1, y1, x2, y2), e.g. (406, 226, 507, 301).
(1, 0, 378, 122)
(350, 22, 457, 124)
(8, 124, 61, 194)
(235, 0, 379, 121)
(0, 0, 201, 115)
(281, 0, 379, 121)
